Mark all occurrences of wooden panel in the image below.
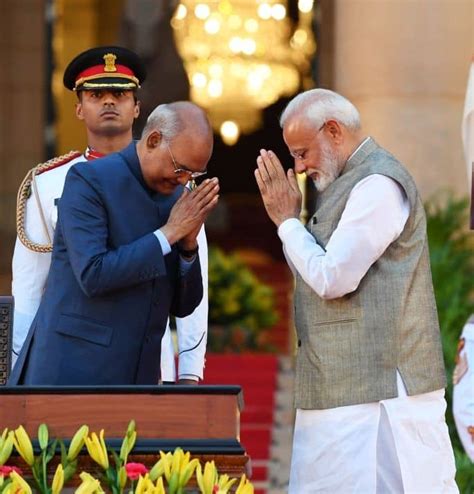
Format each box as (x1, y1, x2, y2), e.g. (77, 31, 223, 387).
(0, 393, 240, 439)
(0, 386, 242, 439)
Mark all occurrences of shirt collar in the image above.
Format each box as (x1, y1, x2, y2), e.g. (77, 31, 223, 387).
(347, 136, 371, 162)
(119, 141, 158, 196)
(85, 147, 106, 161)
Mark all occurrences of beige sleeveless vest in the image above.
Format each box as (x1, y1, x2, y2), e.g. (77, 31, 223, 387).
(294, 138, 446, 410)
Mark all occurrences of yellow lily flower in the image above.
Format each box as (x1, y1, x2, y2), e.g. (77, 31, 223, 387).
(119, 420, 137, 463)
(134, 474, 147, 494)
(52, 463, 64, 494)
(154, 476, 165, 494)
(13, 426, 35, 466)
(9, 471, 33, 494)
(196, 461, 218, 494)
(67, 425, 89, 461)
(0, 431, 14, 465)
(217, 474, 237, 493)
(148, 457, 165, 481)
(0, 429, 7, 453)
(84, 430, 109, 470)
(235, 474, 254, 494)
(167, 471, 179, 494)
(118, 466, 127, 489)
(76, 472, 104, 494)
(135, 473, 164, 494)
(158, 451, 172, 481)
(170, 448, 183, 474)
(179, 457, 199, 487)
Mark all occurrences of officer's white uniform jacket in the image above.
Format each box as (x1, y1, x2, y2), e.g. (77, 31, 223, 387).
(12, 151, 208, 382)
(453, 314, 474, 461)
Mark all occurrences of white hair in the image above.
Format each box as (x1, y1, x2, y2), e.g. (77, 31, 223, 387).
(280, 88, 361, 132)
(141, 103, 184, 140)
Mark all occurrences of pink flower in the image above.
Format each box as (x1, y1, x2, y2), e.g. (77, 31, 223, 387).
(0, 465, 23, 477)
(125, 462, 148, 480)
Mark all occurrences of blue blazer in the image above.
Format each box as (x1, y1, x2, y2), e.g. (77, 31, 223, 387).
(9, 142, 202, 385)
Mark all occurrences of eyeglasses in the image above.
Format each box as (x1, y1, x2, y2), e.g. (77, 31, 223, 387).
(165, 141, 207, 180)
(289, 122, 326, 161)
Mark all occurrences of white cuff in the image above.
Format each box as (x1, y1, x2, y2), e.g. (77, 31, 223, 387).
(278, 218, 304, 242)
(154, 229, 171, 255)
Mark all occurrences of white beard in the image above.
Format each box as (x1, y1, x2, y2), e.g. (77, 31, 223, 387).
(312, 140, 344, 192)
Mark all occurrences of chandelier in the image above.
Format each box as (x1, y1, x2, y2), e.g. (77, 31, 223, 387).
(171, 0, 316, 144)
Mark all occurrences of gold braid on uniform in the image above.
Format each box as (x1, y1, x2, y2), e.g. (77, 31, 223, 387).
(16, 151, 81, 253)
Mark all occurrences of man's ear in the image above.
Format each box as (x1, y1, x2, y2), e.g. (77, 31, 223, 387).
(324, 119, 343, 143)
(75, 102, 84, 121)
(146, 130, 162, 149)
(134, 100, 140, 119)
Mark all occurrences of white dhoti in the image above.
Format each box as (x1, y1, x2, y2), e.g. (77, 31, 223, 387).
(289, 374, 458, 493)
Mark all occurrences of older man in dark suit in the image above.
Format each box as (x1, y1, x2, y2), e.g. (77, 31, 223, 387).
(10, 101, 218, 385)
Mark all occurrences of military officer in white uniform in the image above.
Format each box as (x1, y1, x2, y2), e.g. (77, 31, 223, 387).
(12, 46, 208, 384)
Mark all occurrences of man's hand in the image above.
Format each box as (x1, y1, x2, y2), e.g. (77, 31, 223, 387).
(255, 149, 302, 227)
(161, 178, 219, 245)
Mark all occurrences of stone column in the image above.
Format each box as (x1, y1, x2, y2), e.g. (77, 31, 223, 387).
(0, 0, 46, 275)
(332, 0, 473, 198)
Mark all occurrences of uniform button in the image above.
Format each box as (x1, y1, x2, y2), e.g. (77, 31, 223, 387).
(297, 339, 301, 347)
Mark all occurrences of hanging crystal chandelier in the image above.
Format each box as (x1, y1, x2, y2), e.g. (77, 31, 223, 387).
(171, 0, 316, 144)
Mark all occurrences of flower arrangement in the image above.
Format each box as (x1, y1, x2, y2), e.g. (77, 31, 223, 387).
(207, 246, 278, 351)
(0, 422, 254, 494)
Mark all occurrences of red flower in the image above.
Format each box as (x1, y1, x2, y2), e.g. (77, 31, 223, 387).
(0, 465, 23, 477)
(125, 462, 148, 480)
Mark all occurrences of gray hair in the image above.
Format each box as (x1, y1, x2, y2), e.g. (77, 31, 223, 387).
(280, 89, 361, 132)
(141, 103, 184, 140)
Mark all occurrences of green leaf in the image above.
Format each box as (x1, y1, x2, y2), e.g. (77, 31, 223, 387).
(45, 439, 58, 463)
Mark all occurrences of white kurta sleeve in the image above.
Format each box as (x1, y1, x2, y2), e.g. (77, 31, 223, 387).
(278, 174, 410, 299)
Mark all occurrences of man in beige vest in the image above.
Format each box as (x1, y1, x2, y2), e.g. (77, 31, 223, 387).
(255, 89, 457, 493)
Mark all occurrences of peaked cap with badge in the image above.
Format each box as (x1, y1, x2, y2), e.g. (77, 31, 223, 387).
(63, 45, 146, 91)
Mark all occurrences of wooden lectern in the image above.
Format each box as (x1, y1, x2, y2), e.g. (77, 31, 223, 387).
(0, 385, 250, 479)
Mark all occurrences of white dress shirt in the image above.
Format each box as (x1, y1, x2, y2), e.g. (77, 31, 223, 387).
(278, 173, 409, 299)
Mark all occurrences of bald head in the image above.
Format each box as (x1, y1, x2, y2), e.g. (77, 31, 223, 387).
(137, 101, 214, 195)
(142, 101, 212, 141)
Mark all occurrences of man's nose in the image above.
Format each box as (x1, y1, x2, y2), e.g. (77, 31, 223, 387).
(177, 174, 190, 186)
(294, 159, 306, 174)
(102, 93, 116, 105)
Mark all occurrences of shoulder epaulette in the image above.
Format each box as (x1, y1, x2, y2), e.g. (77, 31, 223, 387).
(16, 150, 81, 253)
(35, 150, 82, 176)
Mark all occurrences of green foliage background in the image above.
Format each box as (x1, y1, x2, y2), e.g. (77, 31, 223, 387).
(207, 247, 278, 351)
(426, 195, 474, 493)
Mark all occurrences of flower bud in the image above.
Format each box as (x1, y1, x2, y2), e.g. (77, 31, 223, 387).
(13, 426, 34, 466)
(67, 425, 89, 461)
(52, 464, 64, 494)
(37, 424, 48, 451)
(0, 432, 14, 466)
